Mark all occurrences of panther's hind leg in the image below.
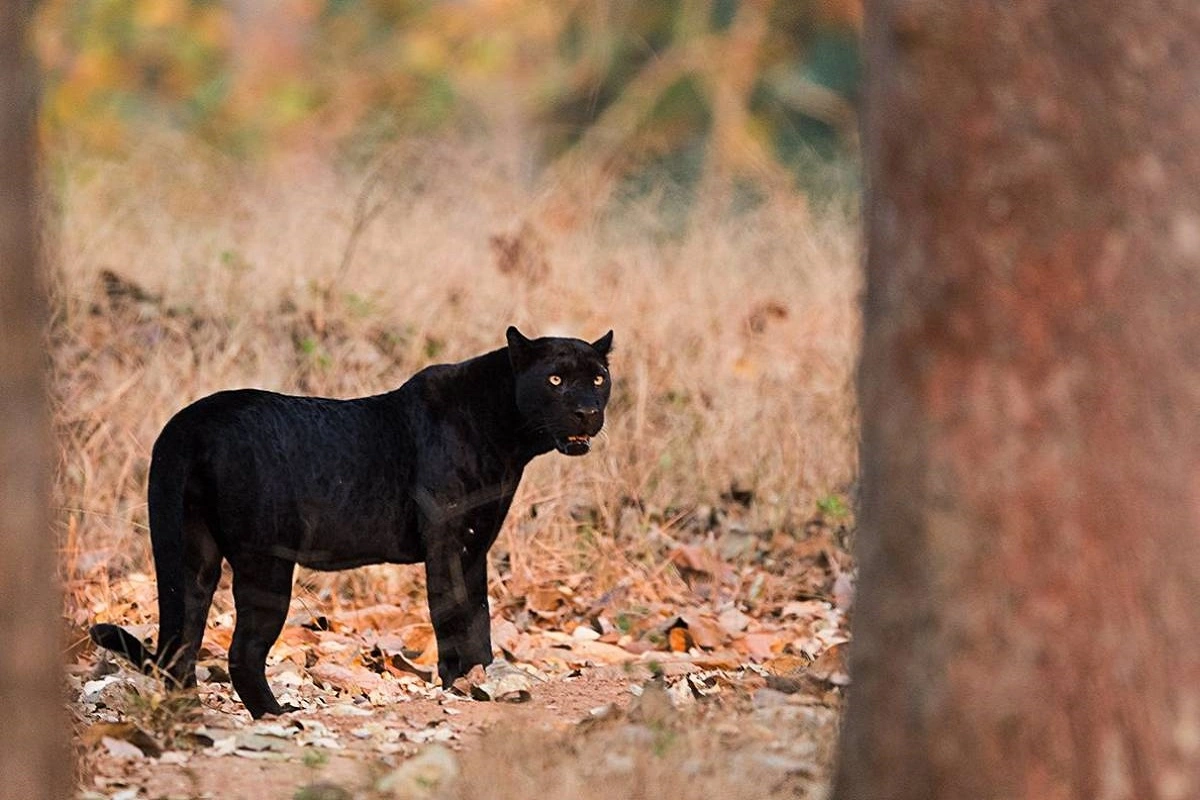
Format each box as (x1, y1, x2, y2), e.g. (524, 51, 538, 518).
(228, 556, 296, 718)
(164, 509, 223, 689)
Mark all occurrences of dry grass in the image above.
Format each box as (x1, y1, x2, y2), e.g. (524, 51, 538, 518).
(49, 132, 861, 630)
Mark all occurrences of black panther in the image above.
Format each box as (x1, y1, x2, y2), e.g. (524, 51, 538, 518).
(90, 326, 613, 718)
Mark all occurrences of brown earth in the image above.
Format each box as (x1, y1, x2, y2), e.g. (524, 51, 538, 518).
(71, 507, 851, 799)
(75, 657, 842, 799)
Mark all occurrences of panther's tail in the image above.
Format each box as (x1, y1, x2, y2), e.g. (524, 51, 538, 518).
(89, 623, 158, 674)
(90, 419, 193, 681)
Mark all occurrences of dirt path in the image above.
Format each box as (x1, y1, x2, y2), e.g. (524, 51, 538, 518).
(76, 658, 840, 799)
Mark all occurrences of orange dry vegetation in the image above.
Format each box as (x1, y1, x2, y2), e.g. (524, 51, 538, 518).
(51, 133, 860, 668)
(56, 135, 861, 797)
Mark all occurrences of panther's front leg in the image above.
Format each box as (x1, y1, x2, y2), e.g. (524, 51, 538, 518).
(425, 529, 494, 688)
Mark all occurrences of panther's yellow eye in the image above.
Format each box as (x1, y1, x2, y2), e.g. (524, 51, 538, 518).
(593, 375, 605, 387)
(548, 375, 562, 386)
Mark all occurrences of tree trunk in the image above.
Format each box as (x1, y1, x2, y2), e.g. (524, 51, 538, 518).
(0, 5, 69, 799)
(835, 2, 1200, 799)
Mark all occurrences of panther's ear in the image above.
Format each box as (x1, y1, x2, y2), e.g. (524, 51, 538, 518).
(591, 330, 614, 358)
(507, 326, 533, 371)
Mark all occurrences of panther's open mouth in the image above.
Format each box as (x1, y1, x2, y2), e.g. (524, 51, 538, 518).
(556, 435, 591, 456)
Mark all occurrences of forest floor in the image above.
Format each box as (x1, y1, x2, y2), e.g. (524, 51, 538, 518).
(70, 503, 852, 800)
(75, 671, 841, 800)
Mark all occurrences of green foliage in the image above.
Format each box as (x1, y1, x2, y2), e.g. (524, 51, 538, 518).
(816, 493, 849, 520)
(302, 748, 331, 769)
(294, 781, 350, 800)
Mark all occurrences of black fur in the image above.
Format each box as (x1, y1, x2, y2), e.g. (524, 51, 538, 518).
(91, 326, 613, 718)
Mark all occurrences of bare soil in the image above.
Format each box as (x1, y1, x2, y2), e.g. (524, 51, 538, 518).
(75, 659, 841, 799)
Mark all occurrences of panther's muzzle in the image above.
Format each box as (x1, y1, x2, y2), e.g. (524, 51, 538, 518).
(555, 434, 592, 456)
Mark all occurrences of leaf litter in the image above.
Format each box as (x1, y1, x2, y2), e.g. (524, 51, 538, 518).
(71, 503, 852, 799)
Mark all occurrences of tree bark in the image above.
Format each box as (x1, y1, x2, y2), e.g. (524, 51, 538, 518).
(835, 2, 1200, 799)
(0, 5, 69, 799)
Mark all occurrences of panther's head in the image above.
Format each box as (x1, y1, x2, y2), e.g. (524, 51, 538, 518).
(507, 326, 613, 456)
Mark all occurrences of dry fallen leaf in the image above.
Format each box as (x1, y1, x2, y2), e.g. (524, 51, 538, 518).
(83, 722, 162, 758)
(526, 586, 568, 617)
(539, 633, 638, 667)
(202, 627, 233, 656)
(466, 661, 535, 703)
(335, 604, 423, 634)
(398, 623, 438, 666)
(763, 655, 810, 676)
(307, 662, 385, 696)
(668, 625, 693, 653)
(717, 607, 751, 635)
(680, 612, 726, 649)
(491, 617, 521, 652)
(450, 664, 488, 697)
(731, 631, 781, 661)
(376, 648, 436, 683)
(808, 642, 850, 686)
(688, 652, 745, 671)
(670, 544, 720, 575)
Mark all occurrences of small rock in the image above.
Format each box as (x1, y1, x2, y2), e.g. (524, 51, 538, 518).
(588, 703, 617, 720)
(753, 688, 793, 708)
(251, 722, 298, 739)
(325, 703, 373, 717)
(628, 680, 674, 725)
(571, 625, 601, 641)
(406, 724, 457, 745)
(751, 752, 814, 776)
(209, 735, 238, 756)
(101, 736, 144, 760)
(235, 732, 290, 753)
(377, 745, 459, 798)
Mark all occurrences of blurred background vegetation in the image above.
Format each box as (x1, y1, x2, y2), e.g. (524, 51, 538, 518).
(49, 2, 865, 698)
(35, 0, 861, 203)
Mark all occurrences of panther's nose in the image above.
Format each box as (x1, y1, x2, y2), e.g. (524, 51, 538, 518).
(574, 407, 600, 425)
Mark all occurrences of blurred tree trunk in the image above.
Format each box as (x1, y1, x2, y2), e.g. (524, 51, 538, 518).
(0, 5, 68, 799)
(835, 2, 1200, 799)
